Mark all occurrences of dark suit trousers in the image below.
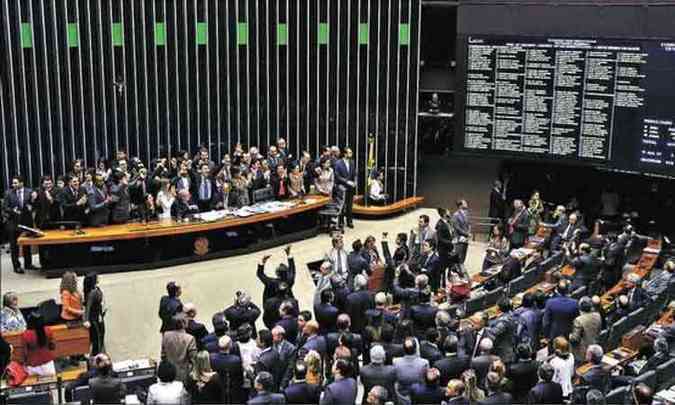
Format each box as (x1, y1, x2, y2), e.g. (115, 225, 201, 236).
(455, 242, 468, 264)
(197, 199, 212, 213)
(341, 187, 355, 225)
(89, 320, 106, 356)
(6, 221, 32, 269)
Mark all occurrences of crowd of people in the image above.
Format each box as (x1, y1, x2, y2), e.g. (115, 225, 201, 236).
(3, 163, 675, 404)
(1, 139, 372, 274)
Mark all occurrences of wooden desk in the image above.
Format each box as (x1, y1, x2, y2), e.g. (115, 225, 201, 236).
(17, 197, 330, 276)
(0, 363, 87, 395)
(2, 323, 91, 363)
(352, 196, 425, 217)
(576, 346, 638, 377)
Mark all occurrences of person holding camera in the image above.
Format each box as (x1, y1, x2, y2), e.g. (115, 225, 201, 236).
(224, 291, 261, 340)
(257, 245, 296, 302)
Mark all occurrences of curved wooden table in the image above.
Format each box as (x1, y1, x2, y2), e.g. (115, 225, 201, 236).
(18, 196, 330, 277)
(352, 196, 425, 217)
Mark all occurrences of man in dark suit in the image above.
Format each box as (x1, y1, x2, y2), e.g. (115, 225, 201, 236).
(380, 324, 404, 365)
(512, 293, 541, 351)
(478, 371, 513, 405)
(301, 321, 327, 358)
(506, 344, 539, 402)
(89, 353, 126, 405)
(528, 363, 563, 404)
(172, 161, 194, 193)
(194, 163, 217, 212)
(315, 289, 339, 335)
(419, 239, 443, 292)
(326, 314, 364, 360)
(625, 273, 651, 311)
(345, 275, 374, 334)
(451, 200, 471, 266)
(257, 246, 296, 302)
(334, 147, 356, 228)
(551, 212, 584, 252)
(276, 301, 299, 345)
(209, 335, 246, 404)
(487, 298, 517, 364)
(489, 180, 506, 220)
(224, 291, 261, 339)
(270, 165, 290, 200)
(542, 281, 579, 340)
(255, 329, 283, 392)
(471, 338, 500, 384)
(507, 199, 530, 249)
(59, 174, 88, 223)
(183, 303, 209, 348)
(347, 239, 369, 286)
(109, 172, 131, 224)
(158, 281, 183, 333)
(34, 176, 60, 229)
(88, 175, 112, 227)
(410, 296, 439, 339)
(578, 345, 609, 394)
(420, 328, 443, 366)
(248, 371, 286, 404)
(201, 312, 230, 354)
(360, 345, 396, 405)
(284, 361, 321, 404)
(433, 335, 470, 387)
(435, 208, 454, 287)
(2, 175, 37, 273)
(409, 368, 446, 405)
(272, 325, 297, 389)
(321, 359, 358, 404)
(570, 243, 601, 291)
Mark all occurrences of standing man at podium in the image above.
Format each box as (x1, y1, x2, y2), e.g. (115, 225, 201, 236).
(335, 148, 356, 229)
(2, 175, 36, 273)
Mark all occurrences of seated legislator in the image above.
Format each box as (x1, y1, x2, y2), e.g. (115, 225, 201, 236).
(87, 174, 112, 227)
(1, 291, 27, 333)
(171, 190, 199, 221)
(89, 353, 127, 405)
(482, 224, 510, 270)
(367, 169, 388, 205)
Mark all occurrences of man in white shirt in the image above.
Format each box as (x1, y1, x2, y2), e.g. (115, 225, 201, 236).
(326, 235, 349, 280)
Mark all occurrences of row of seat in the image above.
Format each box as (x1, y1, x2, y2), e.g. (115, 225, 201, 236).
(605, 358, 675, 404)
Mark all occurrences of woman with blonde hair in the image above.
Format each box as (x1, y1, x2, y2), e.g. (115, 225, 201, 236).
(462, 369, 485, 402)
(60, 271, 83, 321)
(184, 350, 223, 404)
(304, 349, 323, 386)
(548, 336, 575, 399)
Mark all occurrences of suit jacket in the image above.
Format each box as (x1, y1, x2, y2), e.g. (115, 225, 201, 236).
(320, 377, 357, 405)
(528, 382, 563, 404)
(345, 290, 373, 334)
(257, 258, 296, 302)
(256, 348, 283, 391)
(186, 319, 209, 349)
(489, 187, 505, 219)
(271, 175, 290, 200)
(393, 355, 430, 395)
(382, 342, 405, 365)
(488, 312, 517, 363)
(435, 218, 454, 257)
(410, 304, 438, 338)
(161, 330, 198, 382)
(89, 375, 127, 405)
(508, 208, 530, 247)
(224, 303, 261, 339)
(409, 383, 445, 405)
(35, 189, 60, 228)
(326, 331, 363, 360)
(209, 352, 246, 403)
(109, 184, 131, 223)
(334, 159, 356, 189)
(478, 392, 513, 405)
(506, 360, 539, 401)
(419, 252, 442, 281)
(274, 339, 297, 389)
(2, 187, 35, 227)
(579, 364, 609, 393)
(471, 354, 500, 385)
(315, 303, 339, 335)
(570, 312, 602, 361)
(248, 391, 286, 405)
(359, 363, 397, 405)
(193, 175, 217, 208)
(627, 286, 650, 311)
(434, 354, 470, 386)
(302, 334, 327, 358)
(87, 186, 110, 226)
(543, 296, 578, 340)
(420, 340, 443, 364)
(513, 307, 541, 348)
(59, 186, 88, 223)
(571, 254, 601, 289)
(451, 209, 471, 242)
(284, 381, 321, 404)
(172, 174, 194, 193)
(276, 317, 299, 345)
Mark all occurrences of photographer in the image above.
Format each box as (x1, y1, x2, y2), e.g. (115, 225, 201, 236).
(224, 291, 261, 339)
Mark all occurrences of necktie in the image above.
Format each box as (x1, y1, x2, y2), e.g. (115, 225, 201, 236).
(200, 180, 208, 201)
(279, 179, 286, 196)
(337, 250, 343, 274)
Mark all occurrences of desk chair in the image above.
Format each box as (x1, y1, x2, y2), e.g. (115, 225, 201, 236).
(634, 370, 656, 389)
(656, 358, 675, 387)
(605, 385, 629, 405)
(5, 390, 52, 404)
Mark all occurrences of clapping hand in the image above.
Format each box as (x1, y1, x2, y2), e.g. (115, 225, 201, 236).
(284, 245, 292, 256)
(262, 254, 272, 264)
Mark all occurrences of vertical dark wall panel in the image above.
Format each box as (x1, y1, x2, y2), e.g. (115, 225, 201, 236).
(0, 0, 421, 200)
